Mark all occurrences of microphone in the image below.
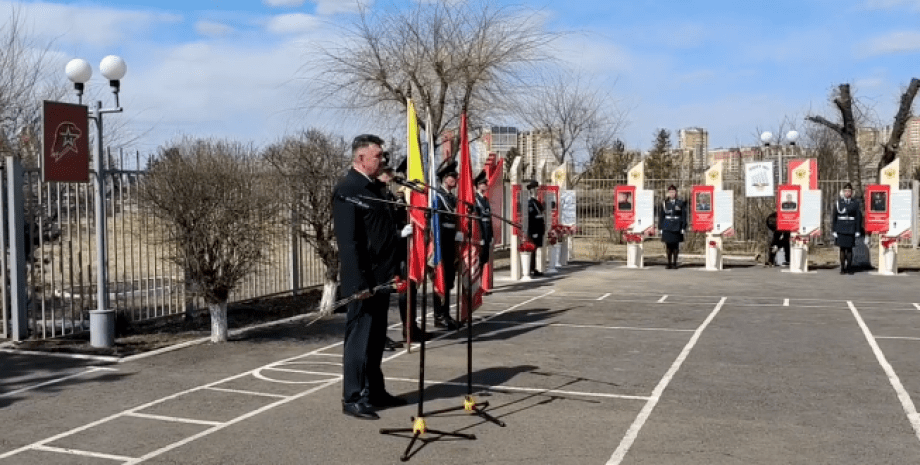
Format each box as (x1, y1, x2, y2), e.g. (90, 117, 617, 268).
(393, 175, 426, 194)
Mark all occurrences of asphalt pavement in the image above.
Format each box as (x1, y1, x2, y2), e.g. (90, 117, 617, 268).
(2, 259, 920, 464)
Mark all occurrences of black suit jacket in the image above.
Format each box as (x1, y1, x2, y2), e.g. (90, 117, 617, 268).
(332, 169, 399, 297)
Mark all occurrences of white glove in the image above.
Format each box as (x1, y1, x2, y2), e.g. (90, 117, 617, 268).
(855, 232, 861, 238)
(400, 224, 413, 238)
(680, 230, 685, 235)
(832, 232, 837, 238)
(864, 237, 870, 246)
(455, 232, 463, 242)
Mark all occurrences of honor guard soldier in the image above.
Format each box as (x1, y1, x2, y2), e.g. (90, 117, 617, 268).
(474, 171, 494, 267)
(433, 160, 462, 331)
(831, 182, 863, 274)
(525, 179, 546, 276)
(333, 135, 406, 420)
(658, 185, 687, 269)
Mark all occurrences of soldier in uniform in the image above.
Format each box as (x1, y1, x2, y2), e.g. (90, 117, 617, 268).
(831, 182, 863, 275)
(526, 179, 546, 276)
(333, 135, 406, 420)
(474, 171, 494, 267)
(433, 160, 462, 330)
(658, 185, 687, 269)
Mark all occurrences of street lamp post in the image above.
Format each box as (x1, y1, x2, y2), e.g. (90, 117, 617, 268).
(65, 55, 126, 348)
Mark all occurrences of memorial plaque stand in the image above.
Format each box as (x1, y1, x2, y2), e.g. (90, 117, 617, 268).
(705, 234, 723, 271)
(626, 242, 644, 269)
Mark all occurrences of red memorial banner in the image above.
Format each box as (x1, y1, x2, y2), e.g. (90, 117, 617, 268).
(613, 185, 636, 230)
(42, 100, 89, 183)
(776, 184, 801, 232)
(864, 184, 890, 233)
(691, 185, 715, 232)
(537, 185, 560, 227)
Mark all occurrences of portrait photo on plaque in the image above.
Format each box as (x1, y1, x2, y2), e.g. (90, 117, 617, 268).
(870, 191, 887, 213)
(780, 190, 798, 211)
(696, 192, 712, 212)
(617, 191, 633, 211)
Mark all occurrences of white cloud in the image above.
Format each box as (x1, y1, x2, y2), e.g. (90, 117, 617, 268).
(857, 31, 920, 57)
(266, 13, 321, 35)
(195, 20, 235, 38)
(315, 0, 366, 15)
(263, 0, 307, 7)
(0, 1, 181, 48)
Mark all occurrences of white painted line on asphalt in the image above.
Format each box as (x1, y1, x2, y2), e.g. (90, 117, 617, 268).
(385, 376, 650, 401)
(32, 444, 135, 462)
(0, 347, 118, 363)
(598, 293, 611, 301)
(784, 299, 790, 307)
(876, 336, 920, 341)
(0, 341, 345, 461)
(657, 295, 668, 303)
(263, 367, 340, 376)
(205, 387, 289, 399)
(0, 366, 119, 398)
(124, 378, 342, 465)
(914, 303, 920, 311)
(848, 301, 920, 444)
(480, 320, 695, 333)
(606, 297, 727, 465)
(125, 412, 223, 426)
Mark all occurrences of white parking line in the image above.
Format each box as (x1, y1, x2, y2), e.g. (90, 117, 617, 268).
(914, 303, 920, 311)
(205, 386, 289, 398)
(125, 412, 223, 426)
(876, 336, 920, 341)
(606, 297, 727, 465)
(784, 299, 790, 307)
(385, 376, 650, 401)
(598, 293, 611, 301)
(481, 320, 694, 333)
(848, 301, 920, 443)
(657, 295, 668, 303)
(33, 444, 134, 462)
(0, 366, 119, 398)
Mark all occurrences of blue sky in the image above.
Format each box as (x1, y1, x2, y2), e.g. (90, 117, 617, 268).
(4, 0, 920, 159)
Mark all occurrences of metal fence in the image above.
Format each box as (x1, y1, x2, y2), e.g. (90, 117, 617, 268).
(1, 158, 328, 340)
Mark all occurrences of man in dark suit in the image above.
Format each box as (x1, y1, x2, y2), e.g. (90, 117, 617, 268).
(474, 171, 494, 265)
(526, 179, 546, 276)
(781, 192, 797, 211)
(658, 185, 687, 269)
(333, 134, 406, 420)
(617, 192, 633, 211)
(832, 182, 863, 274)
(870, 192, 887, 212)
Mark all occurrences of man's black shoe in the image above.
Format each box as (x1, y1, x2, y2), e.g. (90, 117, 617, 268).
(342, 401, 379, 420)
(384, 337, 403, 351)
(840, 268, 846, 274)
(369, 392, 408, 409)
(531, 270, 544, 277)
(403, 326, 429, 342)
(434, 315, 461, 331)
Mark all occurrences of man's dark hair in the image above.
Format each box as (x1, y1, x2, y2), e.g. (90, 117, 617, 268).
(352, 134, 384, 154)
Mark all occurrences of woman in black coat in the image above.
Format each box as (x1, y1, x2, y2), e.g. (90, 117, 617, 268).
(658, 185, 687, 269)
(831, 182, 863, 274)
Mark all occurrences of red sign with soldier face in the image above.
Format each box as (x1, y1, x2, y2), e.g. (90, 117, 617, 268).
(42, 100, 89, 183)
(864, 184, 890, 233)
(691, 185, 715, 232)
(613, 185, 635, 230)
(776, 184, 800, 232)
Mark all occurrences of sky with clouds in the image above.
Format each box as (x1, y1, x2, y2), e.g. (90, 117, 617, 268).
(4, 0, 920, 161)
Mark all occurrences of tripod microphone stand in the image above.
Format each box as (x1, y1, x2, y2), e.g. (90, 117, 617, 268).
(378, 191, 476, 462)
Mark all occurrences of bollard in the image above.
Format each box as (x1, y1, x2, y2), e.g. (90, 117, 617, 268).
(790, 245, 808, 273)
(626, 243, 643, 268)
(89, 309, 116, 348)
(879, 239, 898, 275)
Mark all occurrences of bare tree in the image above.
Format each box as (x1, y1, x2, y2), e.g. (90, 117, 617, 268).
(308, 0, 556, 150)
(575, 139, 636, 183)
(263, 129, 351, 315)
(138, 138, 282, 342)
(518, 70, 625, 186)
(803, 82, 919, 189)
(0, 6, 68, 167)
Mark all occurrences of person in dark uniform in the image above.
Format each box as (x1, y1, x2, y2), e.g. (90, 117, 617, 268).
(526, 179, 546, 276)
(658, 185, 687, 269)
(832, 182, 863, 275)
(333, 134, 406, 420)
(695, 193, 711, 212)
(870, 192, 887, 212)
(433, 160, 462, 331)
(474, 171, 494, 268)
(765, 211, 790, 266)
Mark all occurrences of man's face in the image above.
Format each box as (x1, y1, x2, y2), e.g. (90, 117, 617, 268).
(843, 189, 852, 199)
(477, 182, 487, 194)
(786, 194, 794, 202)
(444, 175, 458, 189)
(356, 145, 384, 177)
(667, 190, 676, 199)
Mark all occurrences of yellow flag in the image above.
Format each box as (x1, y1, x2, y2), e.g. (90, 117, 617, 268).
(627, 161, 644, 187)
(407, 99, 424, 183)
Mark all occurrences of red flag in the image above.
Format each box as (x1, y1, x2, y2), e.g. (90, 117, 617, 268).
(457, 113, 484, 318)
(480, 157, 503, 292)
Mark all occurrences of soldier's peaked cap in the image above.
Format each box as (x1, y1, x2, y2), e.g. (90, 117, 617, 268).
(475, 170, 488, 185)
(437, 160, 458, 179)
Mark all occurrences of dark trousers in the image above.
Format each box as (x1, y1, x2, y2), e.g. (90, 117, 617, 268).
(839, 247, 854, 271)
(434, 266, 455, 318)
(768, 232, 790, 265)
(342, 292, 389, 404)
